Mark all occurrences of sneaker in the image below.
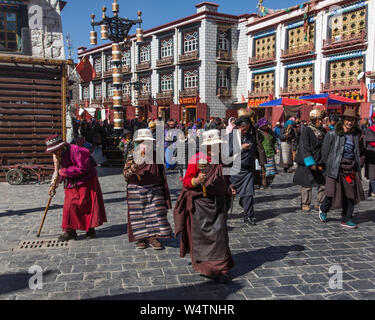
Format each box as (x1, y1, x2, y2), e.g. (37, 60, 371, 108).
(149, 238, 164, 250)
(341, 220, 358, 229)
(136, 240, 148, 250)
(319, 210, 328, 223)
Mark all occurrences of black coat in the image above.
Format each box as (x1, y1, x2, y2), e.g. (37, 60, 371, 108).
(364, 127, 375, 180)
(295, 125, 326, 166)
(293, 125, 326, 187)
(321, 122, 364, 180)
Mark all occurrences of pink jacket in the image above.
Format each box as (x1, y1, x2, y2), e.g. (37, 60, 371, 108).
(59, 144, 97, 189)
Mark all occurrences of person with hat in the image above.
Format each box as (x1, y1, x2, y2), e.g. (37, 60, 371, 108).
(228, 112, 261, 226)
(174, 129, 236, 283)
(364, 113, 375, 198)
(293, 109, 327, 212)
(319, 108, 366, 229)
(256, 118, 277, 189)
(165, 119, 179, 170)
(46, 135, 107, 241)
(124, 129, 173, 250)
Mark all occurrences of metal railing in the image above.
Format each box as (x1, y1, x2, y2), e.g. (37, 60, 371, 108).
(179, 88, 198, 97)
(136, 61, 151, 71)
(281, 43, 315, 58)
(217, 88, 232, 97)
(179, 51, 199, 63)
(249, 52, 276, 64)
(323, 30, 367, 49)
(156, 56, 174, 67)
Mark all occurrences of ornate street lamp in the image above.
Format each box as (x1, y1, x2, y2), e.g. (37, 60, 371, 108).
(90, 0, 143, 132)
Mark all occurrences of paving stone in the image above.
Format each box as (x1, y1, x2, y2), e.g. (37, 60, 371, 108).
(268, 285, 303, 297)
(242, 287, 273, 299)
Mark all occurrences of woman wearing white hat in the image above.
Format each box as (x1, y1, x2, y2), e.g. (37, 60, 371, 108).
(124, 129, 173, 250)
(174, 130, 236, 283)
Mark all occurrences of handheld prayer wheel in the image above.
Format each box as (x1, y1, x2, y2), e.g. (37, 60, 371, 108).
(197, 159, 209, 198)
(90, 31, 97, 45)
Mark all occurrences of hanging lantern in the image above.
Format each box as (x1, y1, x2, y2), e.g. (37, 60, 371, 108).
(113, 111, 124, 130)
(112, 66, 122, 85)
(112, 43, 122, 63)
(136, 28, 144, 43)
(90, 31, 97, 45)
(101, 24, 109, 40)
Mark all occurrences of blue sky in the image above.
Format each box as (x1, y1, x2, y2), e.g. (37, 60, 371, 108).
(61, 0, 303, 61)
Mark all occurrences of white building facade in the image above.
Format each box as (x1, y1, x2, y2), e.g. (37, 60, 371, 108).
(77, 0, 374, 125)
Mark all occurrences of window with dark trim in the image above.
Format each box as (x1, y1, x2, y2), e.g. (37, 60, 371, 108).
(0, 9, 19, 51)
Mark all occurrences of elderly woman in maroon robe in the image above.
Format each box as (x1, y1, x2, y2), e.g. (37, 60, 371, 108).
(124, 129, 173, 250)
(174, 129, 236, 283)
(45, 135, 107, 241)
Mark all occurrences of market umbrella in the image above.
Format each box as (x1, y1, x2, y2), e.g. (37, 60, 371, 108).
(259, 97, 309, 107)
(299, 93, 358, 105)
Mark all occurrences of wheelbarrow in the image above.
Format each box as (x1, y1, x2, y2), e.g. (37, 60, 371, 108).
(1, 164, 54, 185)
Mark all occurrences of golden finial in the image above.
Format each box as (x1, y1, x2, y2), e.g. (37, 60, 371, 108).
(102, 6, 107, 18)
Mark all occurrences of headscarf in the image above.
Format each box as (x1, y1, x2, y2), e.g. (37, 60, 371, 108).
(285, 120, 295, 128)
(226, 117, 236, 134)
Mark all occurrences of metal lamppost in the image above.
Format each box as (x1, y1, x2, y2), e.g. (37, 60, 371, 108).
(90, 0, 143, 132)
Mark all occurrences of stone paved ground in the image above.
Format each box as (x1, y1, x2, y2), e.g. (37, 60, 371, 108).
(0, 167, 375, 300)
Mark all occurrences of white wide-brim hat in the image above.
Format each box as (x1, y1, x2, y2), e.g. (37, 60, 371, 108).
(133, 129, 155, 142)
(201, 129, 224, 146)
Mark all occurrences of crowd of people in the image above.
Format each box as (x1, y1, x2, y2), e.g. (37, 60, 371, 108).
(46, 106, 375, 284)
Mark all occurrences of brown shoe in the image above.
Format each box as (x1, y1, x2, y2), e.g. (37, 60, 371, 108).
(136, 240, 148, 250)
(314, 204, 320, 210)
(302, 205, 311, 212)
(58, 230, 77, 242)
(149, 238, 164, 250)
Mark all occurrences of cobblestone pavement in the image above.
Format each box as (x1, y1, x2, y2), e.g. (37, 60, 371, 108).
(1, 167, 375, 300)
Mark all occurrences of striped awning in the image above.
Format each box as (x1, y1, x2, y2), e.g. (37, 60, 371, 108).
(253, 67, 275, 75)
(328, 51, 364, 62)
(254, 29, 276, 40)
(328, 1, 365, 17)
(285, 60, 314, 69)
(287, 17, 315, 29)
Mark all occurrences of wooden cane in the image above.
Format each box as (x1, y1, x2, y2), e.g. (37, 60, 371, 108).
(37, 156, 60, 237)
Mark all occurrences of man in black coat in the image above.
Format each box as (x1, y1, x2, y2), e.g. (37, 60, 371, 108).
(319, 108, 365, 229)
(294, 109, 326, 212)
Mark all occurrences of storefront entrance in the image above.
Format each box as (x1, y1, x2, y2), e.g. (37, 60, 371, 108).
(185, 105, 197, 124)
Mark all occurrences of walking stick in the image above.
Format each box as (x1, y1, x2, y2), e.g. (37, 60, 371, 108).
(37, 157, 60, 238)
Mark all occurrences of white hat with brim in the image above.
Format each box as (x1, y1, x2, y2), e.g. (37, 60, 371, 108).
(201, 129, 224, 146)
(133, 129, 155, 142)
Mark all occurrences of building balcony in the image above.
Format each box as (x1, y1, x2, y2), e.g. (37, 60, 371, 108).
(217, 88, 232, 98)
(94, 72, 102, 80)
(78, 99, 89, 107)
(103, 70, 112, 78)
(248, 52, 276, 67)
(122, 65, 131, 74)
(179, 51, 199, 64)
(91, 98, 103, 104)
(322, 30, 367, 54)
(136, 61, 151, 72)
(103, 97, 113, 104)
(156, 91, 174, 104)
(123, 94, 132, 105)
(321, 79, 360, 92)
(281, 43, 315, 61)
(280, 84, 315, 97)
(135, 93, 152, 106)
(216, 50, 234, 64)
(248, 89, 274, 98)
(179, 88, 198, 98)
(156, 56, 174, 68)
